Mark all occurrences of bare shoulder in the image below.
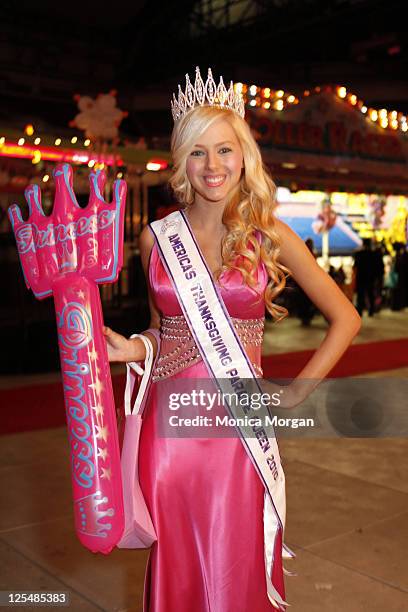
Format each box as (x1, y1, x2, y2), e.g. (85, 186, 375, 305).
(272, 216, 298, 240)
(271, 216, 316, 268)
(139, 225, 155, 273)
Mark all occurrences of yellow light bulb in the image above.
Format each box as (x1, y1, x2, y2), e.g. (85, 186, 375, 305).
(276, 90, 284, 98)
(369, 110, 378, 121)
(55, 138, 61, 146)
(43, 174, 49, 183)
(249, 85, 257, 96)
(84, 139, 91, 147)
(71, 136, 78, 144)
(287, 95, 295, 103)
(25, 124, 34, 136)
(34, 137, 41, 144)
(337, 86, 347, 98)
(88, 159, 95, 168)
(263, 101, 271, 109)
(18, 137, 25, 146)
(32, 150, 42, 164)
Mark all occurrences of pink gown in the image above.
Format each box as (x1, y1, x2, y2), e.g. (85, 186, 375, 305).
(138, 233, 286, 611)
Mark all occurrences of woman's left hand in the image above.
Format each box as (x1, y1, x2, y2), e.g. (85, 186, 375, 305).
(259, 379, 306, 411)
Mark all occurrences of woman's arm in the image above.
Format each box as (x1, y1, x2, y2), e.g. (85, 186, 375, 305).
(103, 225, 161, 362)
(273, 217, 361, 403)
(138, 225, 161, 359)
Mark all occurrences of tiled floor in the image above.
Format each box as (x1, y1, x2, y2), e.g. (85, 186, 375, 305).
(1, 310, 407, 611)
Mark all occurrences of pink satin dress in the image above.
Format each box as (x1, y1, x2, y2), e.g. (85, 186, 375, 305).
(138, 233, 286, 611)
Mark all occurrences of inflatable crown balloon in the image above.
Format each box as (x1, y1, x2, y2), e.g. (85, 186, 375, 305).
(8, 163, 127, 554)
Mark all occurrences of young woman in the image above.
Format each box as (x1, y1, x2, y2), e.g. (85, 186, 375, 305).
(104, 68, 361, 611)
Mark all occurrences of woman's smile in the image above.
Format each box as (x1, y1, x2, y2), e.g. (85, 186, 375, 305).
(203, 174, 227, 188)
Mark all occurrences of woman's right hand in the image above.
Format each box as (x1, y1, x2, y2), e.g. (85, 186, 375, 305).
(102, 326, 145, 363)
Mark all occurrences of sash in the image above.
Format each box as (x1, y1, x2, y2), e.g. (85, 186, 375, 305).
(150, 210, 294, 610)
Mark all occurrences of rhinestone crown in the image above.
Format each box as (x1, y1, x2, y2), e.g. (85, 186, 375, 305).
(171, 66, 245, 123)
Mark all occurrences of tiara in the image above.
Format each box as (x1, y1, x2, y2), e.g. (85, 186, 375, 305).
(171, 66, 245, 123)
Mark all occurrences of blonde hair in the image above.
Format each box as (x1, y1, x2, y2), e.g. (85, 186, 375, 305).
(170, 105, 290, 320)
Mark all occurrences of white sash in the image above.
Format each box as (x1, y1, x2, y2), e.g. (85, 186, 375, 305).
(150, 210, 294, 610)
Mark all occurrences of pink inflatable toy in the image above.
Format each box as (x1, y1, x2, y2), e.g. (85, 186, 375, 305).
(8, 163, 127, 554)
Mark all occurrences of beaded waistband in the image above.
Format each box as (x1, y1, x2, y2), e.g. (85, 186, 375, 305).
(152, 314, 264, 382)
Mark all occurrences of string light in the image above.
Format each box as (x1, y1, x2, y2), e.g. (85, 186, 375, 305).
(34, 137, 41, 145)
(42, 174, 49, 183)
(24, 124, 34, 136)
(240, 80, 406, 131)
(55, 138, 61, 146)
(116, 172, 123, 178)
(88, 159, 95, 168)
(32, 150, 41, 164)
(0, 137, 5, 145)
(71, 136, 78, 144)
(18, 137, 25, 145)
(84, 138, 91, 146)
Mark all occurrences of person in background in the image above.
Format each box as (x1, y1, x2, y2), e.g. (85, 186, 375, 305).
(390, 242, 407, 311)
(353, 237, 376, 316)
(373, 241, 385, 312)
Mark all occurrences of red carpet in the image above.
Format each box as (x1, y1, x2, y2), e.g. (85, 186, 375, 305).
(1, 338, 407, 435)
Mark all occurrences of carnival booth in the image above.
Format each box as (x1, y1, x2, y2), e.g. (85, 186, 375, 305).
(236, 83, 408, 287)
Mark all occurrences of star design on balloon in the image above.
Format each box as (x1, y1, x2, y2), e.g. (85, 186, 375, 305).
(88, 347, 98, 362)
(89, 377, 103, 396)
(100, 467, 112, 480)
(92, 403, 104, 418)
(97, 447, 109, 461)
(95, 424, 108, 442)
(77, 289, 86, 300)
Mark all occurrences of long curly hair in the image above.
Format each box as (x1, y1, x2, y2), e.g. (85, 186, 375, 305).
(169, 105, 290, 321)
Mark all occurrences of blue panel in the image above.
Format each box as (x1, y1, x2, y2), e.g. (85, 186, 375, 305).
(279, 216, 361, 255)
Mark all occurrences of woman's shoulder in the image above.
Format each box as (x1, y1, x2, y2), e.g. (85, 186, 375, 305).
(139, 225, 156, 274)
